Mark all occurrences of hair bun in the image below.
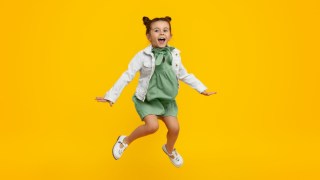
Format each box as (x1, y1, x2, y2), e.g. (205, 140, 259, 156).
(143, 16, 150, 26)
(165, 16, 172, 22)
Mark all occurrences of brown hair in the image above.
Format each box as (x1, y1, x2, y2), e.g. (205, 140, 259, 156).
(142, 16, 172, 35)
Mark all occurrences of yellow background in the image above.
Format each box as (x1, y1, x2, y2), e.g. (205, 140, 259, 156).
(1, 0, 320, 179)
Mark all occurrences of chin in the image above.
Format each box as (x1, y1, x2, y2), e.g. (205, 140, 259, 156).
(152, 43, 167, 48)
(158, 44, 167, 48)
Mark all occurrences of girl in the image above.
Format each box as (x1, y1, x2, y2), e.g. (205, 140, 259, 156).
(96, 16, 216, 167)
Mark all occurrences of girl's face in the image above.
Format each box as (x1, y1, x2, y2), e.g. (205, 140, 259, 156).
(147, 21, 172, 48)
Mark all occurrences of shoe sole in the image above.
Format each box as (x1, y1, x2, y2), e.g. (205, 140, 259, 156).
(112, 136, 121, 160)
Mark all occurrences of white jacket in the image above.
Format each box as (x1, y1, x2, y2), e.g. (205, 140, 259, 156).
(104, 45, 207, 103)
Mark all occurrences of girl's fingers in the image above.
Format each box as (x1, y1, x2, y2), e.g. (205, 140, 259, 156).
(96, 97, 107, 102)
(96, 96, 113, 106)
(202, 91, 217, 96)
(97, 100, 106, 102)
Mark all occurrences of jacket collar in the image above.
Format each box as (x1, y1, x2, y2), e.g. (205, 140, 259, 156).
(143, 44, 180, 55)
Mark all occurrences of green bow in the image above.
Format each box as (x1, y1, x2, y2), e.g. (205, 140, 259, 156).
(152, 46, 175, 65)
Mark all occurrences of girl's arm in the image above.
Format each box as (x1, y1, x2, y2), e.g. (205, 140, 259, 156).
(103, 53, 143, 103)
(178, 62, 207, 93)
(178, 62, 216, 96)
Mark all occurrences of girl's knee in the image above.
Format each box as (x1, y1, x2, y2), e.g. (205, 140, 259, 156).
(168, 124, 180, 135)
(144, 115, 159, 134)
(146, 123, 159, 133)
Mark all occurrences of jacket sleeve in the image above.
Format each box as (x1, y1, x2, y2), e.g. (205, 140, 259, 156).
(178, 61, 207, 93)
(104, 53, 142, 103)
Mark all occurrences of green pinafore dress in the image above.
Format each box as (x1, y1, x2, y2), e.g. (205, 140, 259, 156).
(132, 46, 179, 120)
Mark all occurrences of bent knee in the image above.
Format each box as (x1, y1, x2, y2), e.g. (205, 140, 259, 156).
(146, 123, 159, 134)
(168, 125, 180, 135)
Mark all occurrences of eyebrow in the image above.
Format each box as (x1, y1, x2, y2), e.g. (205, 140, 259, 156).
(151, 27, 169, 30)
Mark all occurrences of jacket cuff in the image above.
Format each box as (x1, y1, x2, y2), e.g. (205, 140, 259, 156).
(104, 93, 115, 103)
(198, 86, 207, 94)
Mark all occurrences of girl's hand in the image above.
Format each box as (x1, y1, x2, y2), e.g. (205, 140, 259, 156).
(96, 97, 114, 107)
(201, 90, 217, 96)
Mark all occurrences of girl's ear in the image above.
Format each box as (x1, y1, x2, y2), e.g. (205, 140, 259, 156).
(143, 16, 150, 25)
(146, 33, 151, 41)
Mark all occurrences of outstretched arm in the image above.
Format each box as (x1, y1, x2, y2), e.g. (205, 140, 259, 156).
(178, 62, 217, 95)
(98, 53, 143, 105)
(179, 62, 216, 96)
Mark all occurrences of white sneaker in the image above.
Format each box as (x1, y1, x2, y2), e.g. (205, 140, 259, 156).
(112, 135, 128, 160)
(162, 144, 183, 167)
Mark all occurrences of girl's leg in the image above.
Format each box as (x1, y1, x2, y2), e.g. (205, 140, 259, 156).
(161, 116, 180, 154)
(123, 115, 159, 145)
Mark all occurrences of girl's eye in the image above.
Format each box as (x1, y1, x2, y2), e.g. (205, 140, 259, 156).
(154, 29, 159, 32)
(164, 29, 168, 33)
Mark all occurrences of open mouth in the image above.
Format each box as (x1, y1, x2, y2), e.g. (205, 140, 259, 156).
(158, 37, 166, 43)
